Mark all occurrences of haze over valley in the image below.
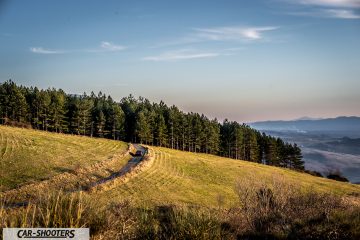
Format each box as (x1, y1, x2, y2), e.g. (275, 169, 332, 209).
(251, 116, 360, 183)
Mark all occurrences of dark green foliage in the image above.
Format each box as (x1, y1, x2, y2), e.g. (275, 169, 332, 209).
(0, 80, 304, 170)
(327, 170, 349, 182)
(0, 80, 28, 122)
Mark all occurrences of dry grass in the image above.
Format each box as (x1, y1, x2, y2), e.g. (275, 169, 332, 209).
(93, 146, 360, 208)
(1, 127, 360, 239)
(0, 191, 107, 240)
(0, 125, 129, 191)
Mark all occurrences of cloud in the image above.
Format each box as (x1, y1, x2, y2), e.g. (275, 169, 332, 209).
(100, 41, 127, 51)
(323, 9, 360, 18)
(286, 0, 360, 19)
(194, 26, 279, 41)
(290, 8, 360, 18)
(142, 49, 219, 62)
(298, 0, 360, 8)
(30, 47, 63, 54)
(30, 41, 127, 54)
(151, 26, 279, 48)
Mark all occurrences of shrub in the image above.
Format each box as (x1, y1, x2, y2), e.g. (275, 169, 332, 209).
(230, 174, 358, 239)
(327, 174, 349, 182)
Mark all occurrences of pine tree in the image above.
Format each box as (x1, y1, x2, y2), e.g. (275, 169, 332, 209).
(0, 80, 28, 123)
(39, 90, 51, 131)
(109, 103, 125, 140)
(135, 109, 152, 144)
(249, 131, 260, 162)
(121, 95, 138, 142)
(155, 114, 167, 147)
(78, 94, 93, 136)
(291, 143, 304, 170)
(49, 89, 66, 132)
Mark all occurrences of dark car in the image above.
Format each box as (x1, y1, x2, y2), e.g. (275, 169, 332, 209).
(134, 150, 143, 157)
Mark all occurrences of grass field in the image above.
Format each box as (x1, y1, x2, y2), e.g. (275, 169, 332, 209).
(0, 125, 129, 192)
(94, 146, 360, 208)
(1, 125, 359, 206)
(1, 127, 360, 239)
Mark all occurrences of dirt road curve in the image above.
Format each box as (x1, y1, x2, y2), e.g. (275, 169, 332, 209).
(90, 144, 147, 187)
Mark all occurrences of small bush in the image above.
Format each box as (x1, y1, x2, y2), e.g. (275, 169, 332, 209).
(327, 174, 349, 182)
(326, 169, 349, 182)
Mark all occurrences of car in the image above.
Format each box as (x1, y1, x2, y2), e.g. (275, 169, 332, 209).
(134, 150, 143, 157)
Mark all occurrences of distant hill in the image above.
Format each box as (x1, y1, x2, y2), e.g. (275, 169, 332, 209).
(250, 116, 360, 137)
(310, 137, 360, 155)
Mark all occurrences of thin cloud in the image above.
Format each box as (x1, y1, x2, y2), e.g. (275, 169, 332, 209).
(142, 49, 219, 62)
(290, 8, 360, 18)
(223, 47, 246, 51)
(194, 26, 279, 41)
(30, 47, 64, 54)
(298, 0, 360, 8)
(151, 26, 279, 48)
(286, 0, 360, 19)
(30, 41, 127, 54)
(100, 41, 127, 51)
(324, 9, 360, 18)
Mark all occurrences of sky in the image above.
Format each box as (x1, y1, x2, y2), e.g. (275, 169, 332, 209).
(0, 0, 359, 122)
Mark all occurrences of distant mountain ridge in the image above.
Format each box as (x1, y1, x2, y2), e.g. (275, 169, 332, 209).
(250, 116, 360, 137)
(293, 117, 323, 121)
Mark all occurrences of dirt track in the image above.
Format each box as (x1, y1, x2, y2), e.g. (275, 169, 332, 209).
(90, 144, 147, 187)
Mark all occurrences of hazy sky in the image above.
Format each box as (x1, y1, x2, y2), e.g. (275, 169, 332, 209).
(1, 0, 359, 122)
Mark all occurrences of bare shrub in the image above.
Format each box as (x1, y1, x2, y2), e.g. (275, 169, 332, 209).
(93, 200, 138, 240)
(232, 174, 349, 238)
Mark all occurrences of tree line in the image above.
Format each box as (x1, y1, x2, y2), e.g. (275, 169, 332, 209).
(0, 80, 304, 170)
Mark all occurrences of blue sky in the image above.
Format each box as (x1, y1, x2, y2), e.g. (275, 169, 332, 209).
(0, 0, 359, 122)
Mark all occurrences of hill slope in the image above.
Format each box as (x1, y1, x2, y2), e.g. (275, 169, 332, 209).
(1, 126, 359, 208)
(0, 125, 129, 192)
(1, 127, 360, 239)
(94, 146, 360, 208)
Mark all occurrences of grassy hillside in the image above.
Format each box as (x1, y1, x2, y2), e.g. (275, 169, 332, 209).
(0, 125, 129, 192)
(1, 126, 359, 206)
(1, 127, 360, 239)
(94, 146, 360, 208)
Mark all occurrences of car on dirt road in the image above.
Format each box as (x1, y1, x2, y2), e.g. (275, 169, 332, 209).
(134, 150, 143, 157)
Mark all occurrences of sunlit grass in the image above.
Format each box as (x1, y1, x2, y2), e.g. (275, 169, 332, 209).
(1, 127, 360, 239)
(94, 146, 360, 208)
(0, 125, 129, 191)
